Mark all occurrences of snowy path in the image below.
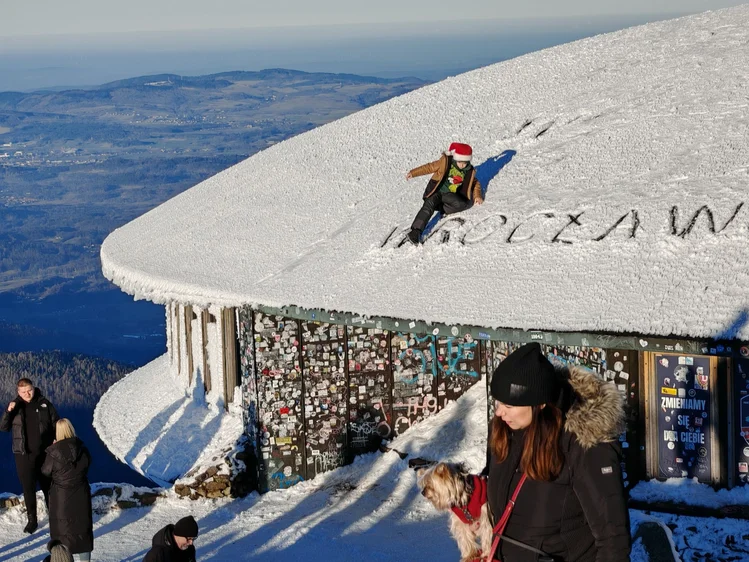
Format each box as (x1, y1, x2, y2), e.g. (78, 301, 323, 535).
(0, 380, 490, 562)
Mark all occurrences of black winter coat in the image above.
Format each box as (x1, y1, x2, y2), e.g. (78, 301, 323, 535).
(484, 368, 631, 562)
(0, 389, 59, 454)
(143, 524, 196, 562)
(41, 437, 94, 554)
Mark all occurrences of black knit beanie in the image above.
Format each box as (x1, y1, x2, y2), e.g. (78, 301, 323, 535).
(173, 515, 199, 538)
(490, 342, 560, 406)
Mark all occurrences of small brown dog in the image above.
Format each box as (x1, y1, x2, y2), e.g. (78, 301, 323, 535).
(416, 462, 492, 562)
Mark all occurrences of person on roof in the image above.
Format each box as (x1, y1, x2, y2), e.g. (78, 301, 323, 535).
(143, 515, 199, 562)
(0, 377, 59, 534)
(482, 343, 631, 562)
(42, 418, 93, 561)
(405, 142, 483, 245)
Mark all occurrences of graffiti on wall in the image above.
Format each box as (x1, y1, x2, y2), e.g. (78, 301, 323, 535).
(391, 332, 482, 435)
(253, 313, 305, 490)
(347, 327, 392, 454)
(301, 322, 348, 478)
(238, 308, 650, 489)
(544, 345, 606, 374)
(438, 335, 482, 407)
(392, 333, 438, 435)
(600, 349, 638, 489)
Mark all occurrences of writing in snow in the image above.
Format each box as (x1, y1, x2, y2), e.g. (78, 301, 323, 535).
(383, 202, 746, 247)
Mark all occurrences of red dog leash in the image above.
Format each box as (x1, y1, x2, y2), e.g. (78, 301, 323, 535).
(484, 473, 527, 562)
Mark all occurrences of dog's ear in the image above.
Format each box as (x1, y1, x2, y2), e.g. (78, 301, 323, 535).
(435, 463, 448, 476)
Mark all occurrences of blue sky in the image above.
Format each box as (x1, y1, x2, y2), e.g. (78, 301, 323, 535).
(1, 1, 746, 37)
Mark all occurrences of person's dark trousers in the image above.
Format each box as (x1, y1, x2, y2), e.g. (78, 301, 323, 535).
(15, 452, 50, 523)
(411, 191, 471, 232)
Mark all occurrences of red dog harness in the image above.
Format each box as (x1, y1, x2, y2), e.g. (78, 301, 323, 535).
(450, 475, 487, 524)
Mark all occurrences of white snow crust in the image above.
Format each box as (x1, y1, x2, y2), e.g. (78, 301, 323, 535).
(101, 6, 749, 341)
(93, 354, 243, 486)
(630, 476, 749, 508)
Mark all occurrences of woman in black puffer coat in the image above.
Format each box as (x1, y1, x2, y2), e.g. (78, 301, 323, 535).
(42, 419, 93, 561)
(483, 343, 631, 562)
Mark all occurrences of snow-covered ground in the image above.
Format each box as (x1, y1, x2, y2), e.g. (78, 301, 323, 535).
(3, 365, 749, 561)
(93, 355, 243, 486)
(102, 5, 749, 340)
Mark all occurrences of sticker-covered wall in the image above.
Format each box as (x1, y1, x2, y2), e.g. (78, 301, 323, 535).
(166, 304, 749, 493)
(237, 308, 489, 490)
(347, 326, 392, 456)
(655, 354, 713, 481)
(235, 307, 645, 492)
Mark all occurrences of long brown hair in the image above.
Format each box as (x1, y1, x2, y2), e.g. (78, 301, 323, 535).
(490, 404, 565, 481)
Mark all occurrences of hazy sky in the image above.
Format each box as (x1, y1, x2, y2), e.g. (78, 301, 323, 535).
(1, 0, 745, 36)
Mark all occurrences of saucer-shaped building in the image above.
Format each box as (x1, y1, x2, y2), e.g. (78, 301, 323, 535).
(100, 6, 749, 491)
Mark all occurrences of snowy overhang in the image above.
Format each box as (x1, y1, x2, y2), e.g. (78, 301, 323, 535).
(100, 6, 749, 341)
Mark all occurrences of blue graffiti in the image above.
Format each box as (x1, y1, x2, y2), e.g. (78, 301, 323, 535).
(396, 334, 479, 383)
(269, 472, 304, 490)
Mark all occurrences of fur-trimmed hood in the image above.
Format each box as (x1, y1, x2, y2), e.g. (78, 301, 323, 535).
(563, 366, 625, 449)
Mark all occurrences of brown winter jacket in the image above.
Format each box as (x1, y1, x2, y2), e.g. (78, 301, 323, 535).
(409, 154, 483, 203)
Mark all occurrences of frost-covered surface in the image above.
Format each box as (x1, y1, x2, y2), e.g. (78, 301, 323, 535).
(93, 354, 243, 486)
(645, 511, 749, 561)
(4, 374, 748, 560)
(631, 477, 749, 508)
(102, 6, 749, 340)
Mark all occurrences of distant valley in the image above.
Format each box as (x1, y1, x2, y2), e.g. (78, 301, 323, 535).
(0, 69, 428, 363)
(0, 69, 427, 492)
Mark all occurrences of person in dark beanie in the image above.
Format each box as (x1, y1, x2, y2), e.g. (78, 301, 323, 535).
(482, 342, 631, 562)
(143, 515, 199, 562)
(0, 377, 59, 534)
(42, 419, 93, 561)
(404, 142, 483, 244)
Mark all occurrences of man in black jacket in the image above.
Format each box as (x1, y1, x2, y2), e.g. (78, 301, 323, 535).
(0, 377, 59, 534)
(143, 515, 198, 562)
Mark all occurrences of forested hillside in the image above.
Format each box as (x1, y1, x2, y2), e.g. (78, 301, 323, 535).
(0, 350, 131, 408)
(0, 350, 153, 492)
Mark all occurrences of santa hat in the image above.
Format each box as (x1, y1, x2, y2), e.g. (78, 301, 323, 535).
(446, 142, 472, 162)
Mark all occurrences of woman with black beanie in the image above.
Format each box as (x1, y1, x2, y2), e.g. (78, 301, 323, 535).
(483, 343, 631, 562)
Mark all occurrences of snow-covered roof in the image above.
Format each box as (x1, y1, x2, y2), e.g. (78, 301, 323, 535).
(101, 6, 749, 341)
